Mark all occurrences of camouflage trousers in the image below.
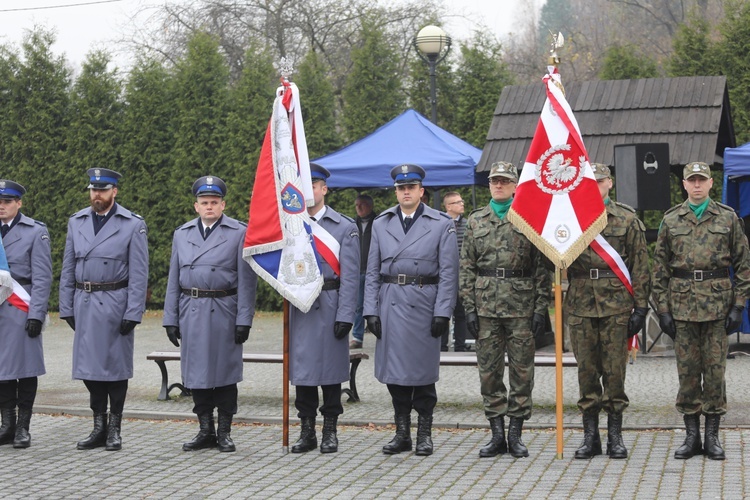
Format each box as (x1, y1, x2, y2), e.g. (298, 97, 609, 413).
(476, 316, 535, 420)
(674, 319, 727, 416)
(568, 312, 629, 415)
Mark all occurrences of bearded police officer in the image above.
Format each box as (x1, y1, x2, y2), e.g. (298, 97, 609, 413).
(652, 161, 750, 460)
(459, 162, 551, 458)
(0, 180, 52, 449)
(163, 176, 257, 452)
(566, 163, 650, 460)
(289, 164, 359, 454)
(364, 164, 458, 456)
(59, 168, 149, 451)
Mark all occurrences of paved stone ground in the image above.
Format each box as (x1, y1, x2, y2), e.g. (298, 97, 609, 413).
(1, 311, 749, 498)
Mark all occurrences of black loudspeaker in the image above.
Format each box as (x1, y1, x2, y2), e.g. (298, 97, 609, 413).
(613, 143, 671, 211)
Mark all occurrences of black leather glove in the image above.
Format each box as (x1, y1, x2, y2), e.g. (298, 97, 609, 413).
(531, 312, 546, 338)
(658, 312, 676, 341)
(120, 319, 139, 336)
(365, 316, 382, 339)
(627, 307, 649, 338)
(25, 319, 43, 338)
(62, 316, 75, 331)
(431, 316, 450, 338)
(467, 311, 479, 338)
(334, 322, 352, 340)
(165, 326, 181, 347)
(725, 305, 744, 335)
(235, 325, 251, 344)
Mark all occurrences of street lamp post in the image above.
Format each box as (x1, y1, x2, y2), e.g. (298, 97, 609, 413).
(413, 25, 452, 124)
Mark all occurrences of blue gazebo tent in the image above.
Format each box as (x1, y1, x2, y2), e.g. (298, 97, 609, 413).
(314, 109, 483, 189)
(722, 142, 750, 334)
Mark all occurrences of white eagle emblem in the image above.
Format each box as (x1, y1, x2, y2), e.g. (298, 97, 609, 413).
(535, 144, 586, 195)
(544, 153, 577, 187)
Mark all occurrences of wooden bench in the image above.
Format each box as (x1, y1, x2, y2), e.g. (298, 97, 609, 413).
(439, 351, 577, 367)
(147, 351, 370, 403)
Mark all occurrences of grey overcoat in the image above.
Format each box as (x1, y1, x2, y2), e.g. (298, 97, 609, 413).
(59, 203, 149, 381)
(364, 204, 458, 386)
(289, 208, 360, 386)
(163, 216, 257, 389)
(0, 214, 52, 380)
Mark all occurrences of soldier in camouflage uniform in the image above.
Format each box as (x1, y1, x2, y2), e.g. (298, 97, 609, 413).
(566, 163, 650, 460)
(459, 162, 551, 458)
(652, 161, 750, 461)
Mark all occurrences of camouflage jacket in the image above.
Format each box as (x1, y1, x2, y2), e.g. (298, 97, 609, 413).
(652, 199, 750, 321)
(459, 204, 551, 318)
(565, 201, 650, 317)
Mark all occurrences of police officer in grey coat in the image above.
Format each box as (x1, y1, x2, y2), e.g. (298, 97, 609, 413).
(0, 180, 52, 449)
(163, 176, 257, 453)
(364, 164, 458, 456)
(59, 168, 149, 452)
(289, 164, 359, 454)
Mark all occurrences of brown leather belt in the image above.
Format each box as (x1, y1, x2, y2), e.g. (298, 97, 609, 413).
(672, 268, 729, 281)
(76, 279, 129, 292)
(568, 269, 618, 280)
(478, 268, 531, 278)
(381, 274, 439, 286)
(181, 287, 238, 298)
(322, 279, 340, 291)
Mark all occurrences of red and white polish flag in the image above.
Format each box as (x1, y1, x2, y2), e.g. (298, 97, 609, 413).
(508, 66, 607, 269)
(0, 236, 30, 312)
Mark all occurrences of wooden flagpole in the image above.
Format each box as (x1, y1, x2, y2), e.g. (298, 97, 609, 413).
(283, 299, 290, 453)
(554, 267, 564, 458)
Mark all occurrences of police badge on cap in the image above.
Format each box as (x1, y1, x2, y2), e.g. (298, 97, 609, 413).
(192, 175, 227, 197)
(87, 168, 122, 189)
(0, 180, 26, 199)
(390, 164, 426, 186)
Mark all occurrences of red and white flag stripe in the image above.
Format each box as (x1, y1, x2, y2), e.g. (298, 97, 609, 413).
(311, 221, 341, 276)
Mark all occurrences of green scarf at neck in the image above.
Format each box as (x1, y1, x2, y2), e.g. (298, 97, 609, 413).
(603, 197, 610, 206)
(689, 198, 710, 219)
(490, 198, 512, 220)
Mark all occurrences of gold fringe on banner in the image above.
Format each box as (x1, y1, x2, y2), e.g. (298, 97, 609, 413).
(507, 208, 607, 269)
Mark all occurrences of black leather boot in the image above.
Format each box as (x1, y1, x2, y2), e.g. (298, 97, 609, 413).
(13, 408, 31, 448)
(0, 407, 16, 446)
(105, 413, 122, 451)
(415, 415, 434, 456)
(217, 411, 236, 452)
(291, 417, 317, 453)
(320, 415, 338, 453)
(382, 414, 412, 454)
(77, 412, 107, 450)
(183, 412, 217, 451)
(703, 414, 725, 460)
(507, 417, 529, 458)
(575, 413, 602, 459)
(606, 413, 627, 459)
(479, 416, 507, 457)
(674, 413, 702, 459)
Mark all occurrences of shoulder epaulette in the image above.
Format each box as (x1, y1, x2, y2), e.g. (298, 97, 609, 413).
(614, 201, 636, 213)
(715, 201, 737, 213)
(439, 212, 451, 219)
(34, 220, 47, 227)
(374, 212, 393, 221)
(340, 213, 355, 223)
(663, 204, 681, 216)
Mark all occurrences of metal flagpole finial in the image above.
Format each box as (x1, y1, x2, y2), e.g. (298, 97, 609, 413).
(548, 31, 564, 66)
(276, 57, 295, 82)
